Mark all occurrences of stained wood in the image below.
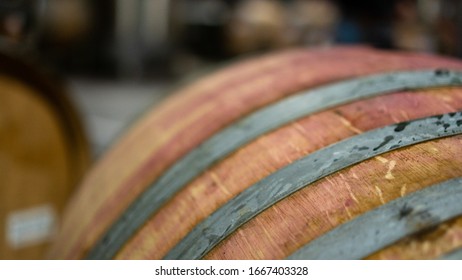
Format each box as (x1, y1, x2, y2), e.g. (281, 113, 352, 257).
(49, 47, 462, 259)
(91, 71, 462, 260)
(117, 88, 462, 259)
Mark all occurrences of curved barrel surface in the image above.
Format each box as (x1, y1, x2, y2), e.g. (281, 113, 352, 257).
(50, 46, 462, 260)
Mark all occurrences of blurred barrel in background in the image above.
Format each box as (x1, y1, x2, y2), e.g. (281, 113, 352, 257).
(50, 46, 462, 260)
(0, 46, 89, 259)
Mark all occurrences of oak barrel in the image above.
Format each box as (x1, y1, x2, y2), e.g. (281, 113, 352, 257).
(50, 46, 462, 260)
(0, 46, 89, 259)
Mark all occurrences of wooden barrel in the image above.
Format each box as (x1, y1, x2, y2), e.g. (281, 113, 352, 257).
(50, 46, 462, 260)
(0, 46, 89, 259)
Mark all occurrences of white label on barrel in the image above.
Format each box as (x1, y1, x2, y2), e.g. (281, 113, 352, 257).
(6, 205, 57, 249)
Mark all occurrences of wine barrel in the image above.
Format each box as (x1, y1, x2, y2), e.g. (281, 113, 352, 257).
(0, 46, 89, 259)
(50, 46, 462, 260)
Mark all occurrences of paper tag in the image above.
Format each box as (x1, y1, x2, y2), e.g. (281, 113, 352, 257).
(6, 205, 57, 249)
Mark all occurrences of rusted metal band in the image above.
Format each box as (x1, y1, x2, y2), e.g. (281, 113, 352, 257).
(287, 178, 462, 260)
(165, 113, 462, 259)
(88, 70, 462, 260)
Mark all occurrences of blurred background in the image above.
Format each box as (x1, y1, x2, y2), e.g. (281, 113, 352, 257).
(2, 0, 462, 156)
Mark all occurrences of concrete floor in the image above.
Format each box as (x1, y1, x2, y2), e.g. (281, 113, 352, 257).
(68, 79, 169, 158)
